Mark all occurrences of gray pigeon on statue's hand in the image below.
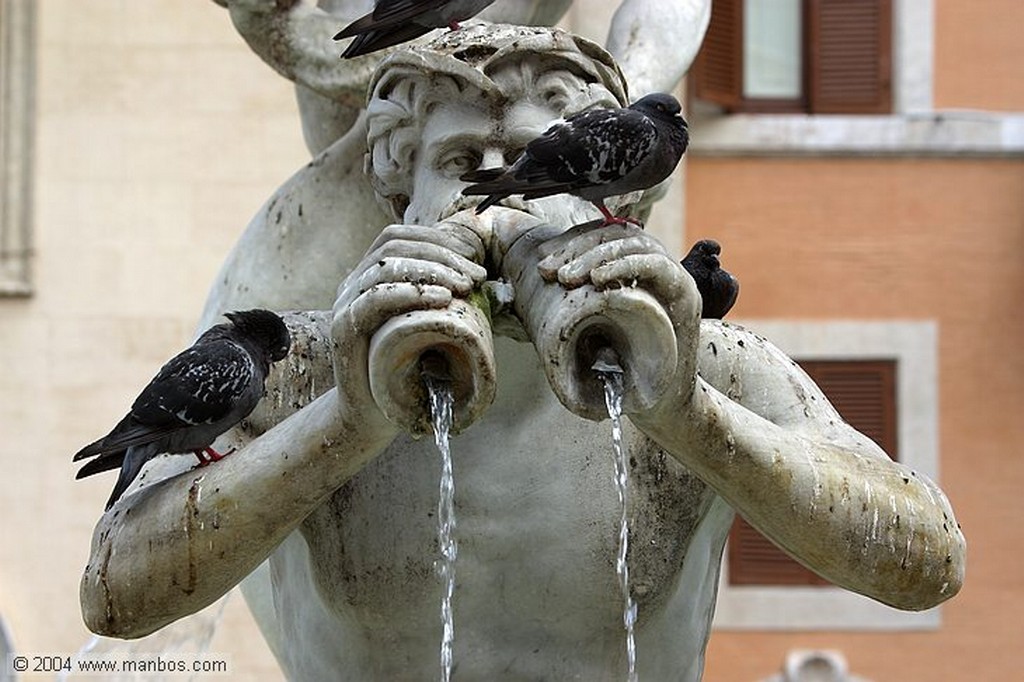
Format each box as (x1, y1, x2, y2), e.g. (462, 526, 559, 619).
(73, 309, 291, 511)
(334, 0, 497, 58)
(461, 93, 689, 227)
(681, 239, 739, 320)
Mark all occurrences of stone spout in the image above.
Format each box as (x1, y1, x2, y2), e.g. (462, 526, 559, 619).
(367, 299, 496, 434)
(499, 223, 678, 421)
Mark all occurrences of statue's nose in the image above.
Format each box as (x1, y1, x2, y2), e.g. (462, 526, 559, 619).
(481, 147, 506, 169)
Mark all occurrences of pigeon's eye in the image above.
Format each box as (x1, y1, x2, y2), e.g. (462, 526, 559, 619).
(437, 148, 482, 178)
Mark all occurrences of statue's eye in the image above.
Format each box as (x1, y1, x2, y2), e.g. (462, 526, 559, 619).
(437, 149, 482, 177)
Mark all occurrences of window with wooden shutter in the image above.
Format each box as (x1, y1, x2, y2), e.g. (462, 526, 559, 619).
(809, 0, 892, 113)
(691, 0, 743, 110)
(691, 0, 892, 115)
(728, 359, 897, 586)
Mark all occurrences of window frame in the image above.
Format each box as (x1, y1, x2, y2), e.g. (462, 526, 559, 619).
(0, 0, 36, 297)
(687, 0, 1024, 157)
(713, 320, 941, 631)
(692, 0, 893, 116)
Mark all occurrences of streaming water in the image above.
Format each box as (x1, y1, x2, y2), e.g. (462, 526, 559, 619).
(599, 369, 638, 682)
(57, 594, 229, 681)
(426, 377, 457, 682)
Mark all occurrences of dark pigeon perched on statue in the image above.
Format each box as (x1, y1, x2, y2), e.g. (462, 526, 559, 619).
(681, 239, 739, 320)
(73, 309, 291, 511)
(335, 0, 497, 58)
(461, 93, 689, 227)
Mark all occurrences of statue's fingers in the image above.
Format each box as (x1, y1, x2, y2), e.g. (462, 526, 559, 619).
(345, 283, 453, 336)
(546, 235, 670, 288)
(371, 224, 484, 263)
(368, 240, 488, 285)
(537, 221, 632, 266)
(355, 256, 479, 299)
(589, 253, 690, 301)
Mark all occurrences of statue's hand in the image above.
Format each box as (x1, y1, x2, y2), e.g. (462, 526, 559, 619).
(331, 221, 489, 429)
(537, 222, 702, 413)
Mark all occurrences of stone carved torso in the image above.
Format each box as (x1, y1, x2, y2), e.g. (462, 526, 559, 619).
(283, 338, 730, 680)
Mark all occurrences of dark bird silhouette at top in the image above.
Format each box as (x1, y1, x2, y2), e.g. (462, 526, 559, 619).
(73, 309, 291, 511)
(334, 0, 497, 59)
(461, 93, 689, 228)
(681, 239, 739, 320)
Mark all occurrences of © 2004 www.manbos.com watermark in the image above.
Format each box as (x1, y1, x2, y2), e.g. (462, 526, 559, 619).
(7, 653, 231, 677)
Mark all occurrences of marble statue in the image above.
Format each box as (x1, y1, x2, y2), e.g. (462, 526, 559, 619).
(79, 5, 965, 681)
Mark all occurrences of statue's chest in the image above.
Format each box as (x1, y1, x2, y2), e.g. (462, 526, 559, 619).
(299, 361, 714, 641)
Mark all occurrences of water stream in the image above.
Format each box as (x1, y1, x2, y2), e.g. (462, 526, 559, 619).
(426, 377, 457, 682)
(598, 368, 637, 682)
(57, 594, 229, 681)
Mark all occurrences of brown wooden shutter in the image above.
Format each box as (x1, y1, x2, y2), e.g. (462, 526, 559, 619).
(691, 0, 743, 110)
(728, 359, 898, 586)
(807, 0, 893, 114)
(729, 516, 832, 585)
(800, 359, 898, 457)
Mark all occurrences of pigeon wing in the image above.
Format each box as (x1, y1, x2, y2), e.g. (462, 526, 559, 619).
(131, 341, 257, 429)
(335, 0, 450, 37)
(74, 341, 257, 461)
(518, 108, 658, 192)
(341, 22, 434, 58)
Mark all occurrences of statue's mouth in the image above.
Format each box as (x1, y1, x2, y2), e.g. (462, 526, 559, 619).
(439, 195, 536, 223)
(440, 194, 599, 229)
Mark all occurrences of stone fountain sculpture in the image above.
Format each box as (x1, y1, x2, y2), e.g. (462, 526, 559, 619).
(79, 2, 966, 680)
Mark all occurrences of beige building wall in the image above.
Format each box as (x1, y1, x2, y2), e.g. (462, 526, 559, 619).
(2, 1, 308, 677)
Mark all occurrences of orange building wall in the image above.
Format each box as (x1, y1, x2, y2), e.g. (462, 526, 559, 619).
(934, 0, 1024, 110)
(688, 158, 1024, 681)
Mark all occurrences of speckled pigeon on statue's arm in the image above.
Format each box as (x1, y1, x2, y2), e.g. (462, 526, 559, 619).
(73, 309, 291, 511)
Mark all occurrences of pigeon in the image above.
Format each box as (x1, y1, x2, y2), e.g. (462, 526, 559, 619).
(334, 0, 497, 59)
(681, 239, 739, 319)
(73, 309, 291, 511)
(460, 92, 689, 227)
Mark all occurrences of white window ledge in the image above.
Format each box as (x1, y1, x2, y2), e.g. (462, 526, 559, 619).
(714, 320, 941, 631)
(689, 109, 1024, 157)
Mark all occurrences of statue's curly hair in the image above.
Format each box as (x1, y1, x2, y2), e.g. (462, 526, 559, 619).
(365, 24, 629, 220)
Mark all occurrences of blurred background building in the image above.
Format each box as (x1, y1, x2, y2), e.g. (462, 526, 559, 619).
(1, 1, 1021, 680)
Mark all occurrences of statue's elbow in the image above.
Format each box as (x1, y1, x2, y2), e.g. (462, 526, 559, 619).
(878, 538, 966, 612)
(80, 551, 165, 640)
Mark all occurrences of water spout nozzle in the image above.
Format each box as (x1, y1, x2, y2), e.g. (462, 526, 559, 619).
(420, 349, 453, 384)
(591, 347, 624, 376)
(367, 301, 496, 435)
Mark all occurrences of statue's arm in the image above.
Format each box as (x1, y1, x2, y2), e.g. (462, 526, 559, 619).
(78, 313, 397, 638)
(606, 0, 712, 96)
(80, 216, 489, 638)
(632, 321, 966, 611)
(213, 0, 377, 108)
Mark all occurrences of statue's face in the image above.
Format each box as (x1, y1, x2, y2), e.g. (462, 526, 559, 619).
(404, 65, 619, 227)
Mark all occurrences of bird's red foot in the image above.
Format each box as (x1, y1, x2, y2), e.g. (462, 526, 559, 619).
(595, 201, 645, 229)
(599, 215, 645, 228)
(193, 446, 236, 467)
(448, 21, 461, 31)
